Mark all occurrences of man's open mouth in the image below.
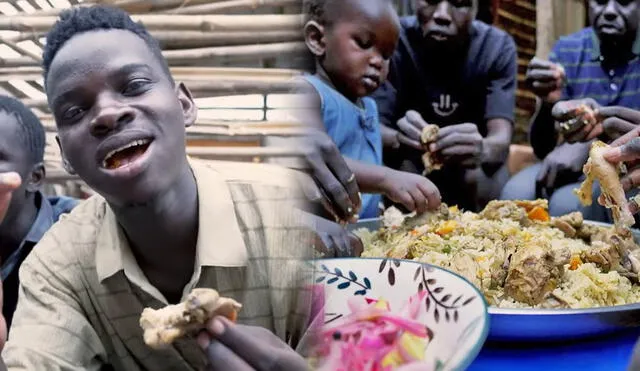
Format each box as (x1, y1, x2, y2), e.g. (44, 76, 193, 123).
(101, 139, 151, 170)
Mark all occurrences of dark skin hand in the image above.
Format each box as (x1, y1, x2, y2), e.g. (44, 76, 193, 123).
(604, 130, 640, 214)
(198, 316, 309, 371)
(564, 105, 640, 143)
(311, 213, 364, 257)
(535, 142, 590, 197)
(552, 98, 601, 143)
(299, 131, 361, 223)
(394, 110, 512, 170)
(345, 158, 441, 214)
(525, 57, 565, 103)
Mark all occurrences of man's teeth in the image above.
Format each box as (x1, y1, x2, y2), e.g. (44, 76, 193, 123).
(102, 139, 150, 168)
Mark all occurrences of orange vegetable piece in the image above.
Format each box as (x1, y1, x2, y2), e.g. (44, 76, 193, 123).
(569, 256, 582, 271)
(527, 206, 550, 222)
(436, 220, 457, 236)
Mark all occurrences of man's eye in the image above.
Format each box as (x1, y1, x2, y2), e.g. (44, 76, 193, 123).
(62, 106, 84, 121)
(122, 78, 151, 96)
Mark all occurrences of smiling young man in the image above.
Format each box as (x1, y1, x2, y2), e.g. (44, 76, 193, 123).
(0, 96, 78, 331)
(371, 0, 516, 212)
(501, 0, 640, 221)
(0, 6, 325, 370)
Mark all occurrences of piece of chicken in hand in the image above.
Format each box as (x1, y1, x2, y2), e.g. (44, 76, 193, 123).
(420, 125, 442, 175)
(140, 288, 242, 349)
(574, 141, 635, 231)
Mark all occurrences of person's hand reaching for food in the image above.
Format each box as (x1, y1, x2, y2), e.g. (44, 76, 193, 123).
(312, 215, 364, 258)
(380, 169, 441, 215)
(535, 143, 589, 198)
(198, 316, 309, 371)
(300, 130, 361, 223)
(526, 57, 566, 103)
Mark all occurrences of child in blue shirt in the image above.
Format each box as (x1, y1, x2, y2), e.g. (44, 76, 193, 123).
(300, 0, 441, 219)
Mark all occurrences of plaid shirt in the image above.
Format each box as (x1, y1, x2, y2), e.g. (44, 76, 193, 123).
(2, 159, 315, 370)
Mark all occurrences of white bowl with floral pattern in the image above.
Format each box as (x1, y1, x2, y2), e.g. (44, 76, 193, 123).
(312, 257, 489, 371)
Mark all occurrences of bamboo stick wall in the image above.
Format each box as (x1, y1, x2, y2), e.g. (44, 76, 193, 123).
(0, 0, 311, 197)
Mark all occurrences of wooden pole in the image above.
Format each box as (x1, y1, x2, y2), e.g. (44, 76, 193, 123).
(0, 14, 304, 32)
(166, 0, 300, 15)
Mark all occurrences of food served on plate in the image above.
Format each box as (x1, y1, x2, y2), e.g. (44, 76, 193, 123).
(357, 200, 640, 309)
(311, 292, 434, 371)
(420, 125, 442, 175)
(575, 140, 635, 232)
(556, 103, 600, 135)
(140, 288, 242, 348)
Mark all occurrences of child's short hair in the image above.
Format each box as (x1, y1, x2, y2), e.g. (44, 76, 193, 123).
(304, 0, 392, 25)
(42, 5, 173, 88)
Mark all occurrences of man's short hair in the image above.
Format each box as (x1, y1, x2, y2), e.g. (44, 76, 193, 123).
(42, 5, 173, 88)
(0, 95, 45, 164)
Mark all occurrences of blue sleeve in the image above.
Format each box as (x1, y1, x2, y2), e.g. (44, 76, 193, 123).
(484, 34, 517, 123)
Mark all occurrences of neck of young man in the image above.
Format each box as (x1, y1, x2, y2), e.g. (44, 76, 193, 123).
(0, 193, 39, 261)
(111, 162, 199, 303)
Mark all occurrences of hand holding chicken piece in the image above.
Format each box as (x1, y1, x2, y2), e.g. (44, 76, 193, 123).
(420, 124, 442, 175)
(574, 141, 635, 231)
(140, 288, 242, 349)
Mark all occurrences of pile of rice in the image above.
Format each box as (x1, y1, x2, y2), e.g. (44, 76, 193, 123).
(357, 206, 640, 309)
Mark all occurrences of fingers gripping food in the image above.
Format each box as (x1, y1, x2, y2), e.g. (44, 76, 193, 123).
(574, 141, 635, 232)
(556, 104, 600, 135)
(140, 288, 242, 349)
(420, 125, 442, 175)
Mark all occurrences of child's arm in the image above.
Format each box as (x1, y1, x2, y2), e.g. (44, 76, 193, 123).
(343, 158, 441, 214)
(293, 80, 441, 214)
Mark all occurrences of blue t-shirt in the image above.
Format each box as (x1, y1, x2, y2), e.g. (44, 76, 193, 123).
(303, 75, 383, 219)
(530, 27, 640, 157)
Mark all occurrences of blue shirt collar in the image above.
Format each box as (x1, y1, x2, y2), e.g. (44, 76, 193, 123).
(1, 192, 55, 280)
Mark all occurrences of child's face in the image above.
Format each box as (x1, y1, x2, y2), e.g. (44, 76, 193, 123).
(322, 0, 400, 101)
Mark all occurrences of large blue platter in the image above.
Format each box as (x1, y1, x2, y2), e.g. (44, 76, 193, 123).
(349, 218, 640, 341)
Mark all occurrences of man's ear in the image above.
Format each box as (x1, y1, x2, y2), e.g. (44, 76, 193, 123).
(304, 20, 327, 57)
(26, 162, 45, 192)
(56, 136, 76, 175)
(176, 82, 198, 128)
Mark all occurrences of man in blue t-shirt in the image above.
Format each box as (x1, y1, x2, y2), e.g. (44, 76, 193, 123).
(0, 96, 78, 333)
(372, 0, 516, 212)
(501, 0, 640, 221)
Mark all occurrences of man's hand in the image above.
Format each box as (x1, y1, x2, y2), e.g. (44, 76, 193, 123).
(311, 215, 363, 257)
(396, 110, 429, 150)
(300, 131, 361, 222)
(604, 134, 640, 214)
(535, 143, 589, 196)
(430, 123, 484, 168)
(381, 168, 441, 214)
(552, 98, 601, 143)
(526, 57, 565, 103)
(597, 106, 640, 141)
(198, 316, 309, 371)
(0, 172, 21, 225)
